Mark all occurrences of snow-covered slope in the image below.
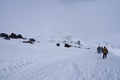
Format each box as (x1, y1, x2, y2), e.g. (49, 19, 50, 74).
(0, 38, 120, 80)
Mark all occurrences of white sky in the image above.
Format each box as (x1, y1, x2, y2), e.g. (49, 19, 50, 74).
(0, 0, 120, 39)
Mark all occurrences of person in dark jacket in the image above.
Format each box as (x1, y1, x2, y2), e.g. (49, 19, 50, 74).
(102, 46, 108, 59)
(97, 46, 103, 53)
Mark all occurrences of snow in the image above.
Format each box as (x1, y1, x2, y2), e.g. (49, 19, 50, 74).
(0, 0, 120, 80)
(0, 37, 120, 80)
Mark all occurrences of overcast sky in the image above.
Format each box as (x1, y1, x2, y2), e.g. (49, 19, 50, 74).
(0, 0, 120, 39)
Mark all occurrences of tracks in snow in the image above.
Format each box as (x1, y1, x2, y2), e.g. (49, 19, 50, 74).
(3, 47, 120, 80)
(0, 58, 36, 80)
(8, 61, 85, 80)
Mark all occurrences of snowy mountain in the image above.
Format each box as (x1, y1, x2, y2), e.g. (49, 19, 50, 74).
(0, 0, 120, 80)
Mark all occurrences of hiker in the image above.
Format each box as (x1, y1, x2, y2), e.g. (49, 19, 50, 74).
(102, 46, 108, 59)
(97, 46, 103, 53)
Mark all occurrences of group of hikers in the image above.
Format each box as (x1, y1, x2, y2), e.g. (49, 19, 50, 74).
(97, 46, 108, 59)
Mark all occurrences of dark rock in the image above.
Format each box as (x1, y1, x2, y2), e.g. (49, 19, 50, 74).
(23, 38, 35, 44)
(23, 41, 34, 44)
(4, 37, 10, 40)
(56, 43, 60, 47)
(64, 43, 71, 48)
(17, 34, 23, 39)
(29, 38, 35, 42)
(9, 33, 18, 39)
(0, 33, 10, 40)
(87, 48, 90, 49)
(0, 33, 9, 38)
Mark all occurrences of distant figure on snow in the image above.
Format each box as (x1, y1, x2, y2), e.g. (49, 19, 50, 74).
(77, 40, 81, 46)
(97, 46, 103, 53)
(102, 46, 108, 59)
